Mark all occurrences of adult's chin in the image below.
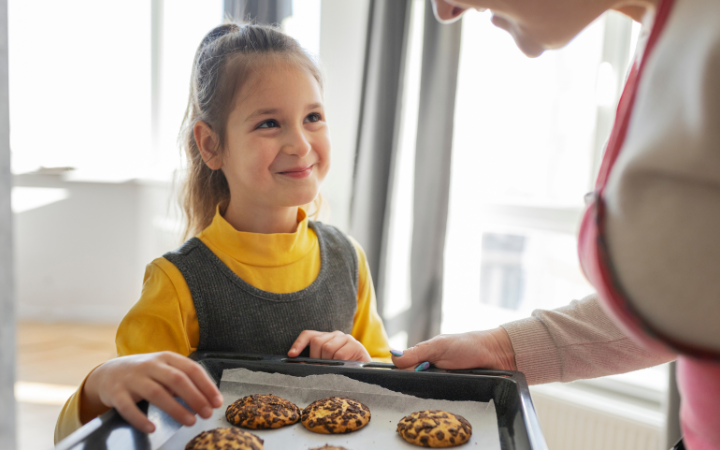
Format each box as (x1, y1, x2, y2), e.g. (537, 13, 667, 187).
(491, 15, 546, 58)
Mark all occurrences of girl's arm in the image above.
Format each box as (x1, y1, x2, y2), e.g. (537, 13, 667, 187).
(54, 260, 216, 444)
(287, 238, 391, 363)
(348, 237, 391, 362)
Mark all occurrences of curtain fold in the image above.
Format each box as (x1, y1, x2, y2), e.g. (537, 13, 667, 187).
(665, 361, 682, 448)
(224, 0, 292, 25)
(350, 0, 412, 315)
(407, 2, 462, 346)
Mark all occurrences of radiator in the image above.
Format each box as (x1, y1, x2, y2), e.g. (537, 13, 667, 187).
(529, 383, 664, 450)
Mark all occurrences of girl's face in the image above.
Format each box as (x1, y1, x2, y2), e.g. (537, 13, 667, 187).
(432, 0, 652, 57)
(220, 61, 330, 211)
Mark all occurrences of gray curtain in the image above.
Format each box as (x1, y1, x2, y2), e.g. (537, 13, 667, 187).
(224, 0, 292, 25)
(665, 361, 682, 448)
(350, 0, 412, 315)
(407, 2, 462, 346)
(351, 0, 462, 343)
(0, 0, 14, 447)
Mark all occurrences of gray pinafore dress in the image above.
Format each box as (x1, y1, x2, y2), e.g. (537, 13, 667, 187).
(163, 221, 358, 355)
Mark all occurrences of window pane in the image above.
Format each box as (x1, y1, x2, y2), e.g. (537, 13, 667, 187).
(451, 10, 606, 207)
(443, 10, 607, 332)
(155, 0, 223, 176)
(9, 1, 151, 176)
(284, 0, 322, 57)
(443, 226, 594, 333)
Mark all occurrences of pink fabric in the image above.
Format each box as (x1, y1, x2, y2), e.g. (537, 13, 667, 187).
(677, 357, 720, 450)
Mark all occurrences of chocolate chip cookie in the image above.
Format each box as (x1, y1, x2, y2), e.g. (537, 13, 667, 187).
(185, 428, 263, 450)
(226, 394, 301, 430)
(396, 410, 472, 447)
(301, 396, 371, 434)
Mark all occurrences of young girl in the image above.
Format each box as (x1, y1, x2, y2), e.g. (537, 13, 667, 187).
(54, 23, 390, 443)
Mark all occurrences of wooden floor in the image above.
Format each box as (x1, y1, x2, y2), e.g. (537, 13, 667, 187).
(16, 322, 118, 450)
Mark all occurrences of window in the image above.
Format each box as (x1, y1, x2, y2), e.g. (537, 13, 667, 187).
(8, 0, 225, 181)
(442, 9, 667, 397)
(8, 1, 153, 178)
(384, 7, 667, 398)
(9, 1, 320, 182)
(152, 0, 225, 178)
(283, 0, 322, 57)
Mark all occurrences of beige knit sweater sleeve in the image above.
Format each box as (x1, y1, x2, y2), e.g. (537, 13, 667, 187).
(500, 293, 675, 385)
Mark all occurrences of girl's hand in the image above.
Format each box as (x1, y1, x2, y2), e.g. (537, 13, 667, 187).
(390, 328, 517, 372)
(288, 330, 372, 362)
(81, 352, 224, 433)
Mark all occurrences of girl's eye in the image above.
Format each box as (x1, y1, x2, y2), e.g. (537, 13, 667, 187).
(305, 112, 321, 123)
(257, 119, 279, 129)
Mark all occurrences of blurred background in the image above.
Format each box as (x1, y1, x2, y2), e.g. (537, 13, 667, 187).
(1, 0, 677, 449)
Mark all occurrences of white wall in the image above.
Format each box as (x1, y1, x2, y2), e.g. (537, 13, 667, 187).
(13, 174, 182, 324)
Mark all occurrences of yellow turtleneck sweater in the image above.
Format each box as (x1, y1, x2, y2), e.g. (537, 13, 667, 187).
(54, 208, 390, 443)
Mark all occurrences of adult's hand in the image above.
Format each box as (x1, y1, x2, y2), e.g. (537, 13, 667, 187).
(390, 328, 517, 372)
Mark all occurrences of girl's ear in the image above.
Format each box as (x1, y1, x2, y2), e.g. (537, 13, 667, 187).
(194, 121, 223, 170)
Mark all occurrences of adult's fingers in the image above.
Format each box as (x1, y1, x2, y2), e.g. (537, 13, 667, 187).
(164, 354, 223, 410)
(391, 336, 448, 370)
(288, 330, 324, 357)
(113, 392, 156, 434)
(134, 378, 196, 427)
(150, 364, 213, 420)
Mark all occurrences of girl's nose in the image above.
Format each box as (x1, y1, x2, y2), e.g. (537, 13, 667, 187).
(282, 127, 312, 157)
(432, 0, 467, 23)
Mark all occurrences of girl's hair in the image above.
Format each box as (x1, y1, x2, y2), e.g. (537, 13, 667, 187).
(180, 23, 324, 239)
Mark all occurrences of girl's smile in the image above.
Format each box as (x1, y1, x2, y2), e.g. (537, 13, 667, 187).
(277, 165, 315, 179)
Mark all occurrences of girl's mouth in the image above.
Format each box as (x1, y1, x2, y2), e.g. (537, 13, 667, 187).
(278, 165, 313, 179)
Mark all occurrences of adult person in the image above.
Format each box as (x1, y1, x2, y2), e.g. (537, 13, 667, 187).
(391, 0, 720, 449)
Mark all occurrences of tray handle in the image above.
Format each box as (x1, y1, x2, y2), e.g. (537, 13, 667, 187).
(190, 351, 518, 379)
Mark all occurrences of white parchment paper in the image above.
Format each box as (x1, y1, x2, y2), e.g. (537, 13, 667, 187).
(160, 368, 500, 450)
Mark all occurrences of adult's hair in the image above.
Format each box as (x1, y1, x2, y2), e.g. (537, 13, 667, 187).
(179, 23, 324, 239)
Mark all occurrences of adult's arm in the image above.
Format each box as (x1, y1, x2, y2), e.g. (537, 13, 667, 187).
(502, 293, 674, 384)
(392, 293, 674, 383)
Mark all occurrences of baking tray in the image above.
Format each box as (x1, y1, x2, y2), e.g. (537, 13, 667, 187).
(55, 352, 548, 450)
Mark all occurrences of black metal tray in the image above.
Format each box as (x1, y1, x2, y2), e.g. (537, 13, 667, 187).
(56, 352, 548, 450)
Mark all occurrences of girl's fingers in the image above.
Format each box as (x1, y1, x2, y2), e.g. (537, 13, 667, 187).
(333, 341, 370, 362)
(113, 392, 156, 434)
(135, 379, 196, 427)
(150, 364, 213, 419)
(319, 334, 347, 360)
(165, 355, 223, 409)
(309, 332, 338, 359)
(288, 330, 323, 357)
